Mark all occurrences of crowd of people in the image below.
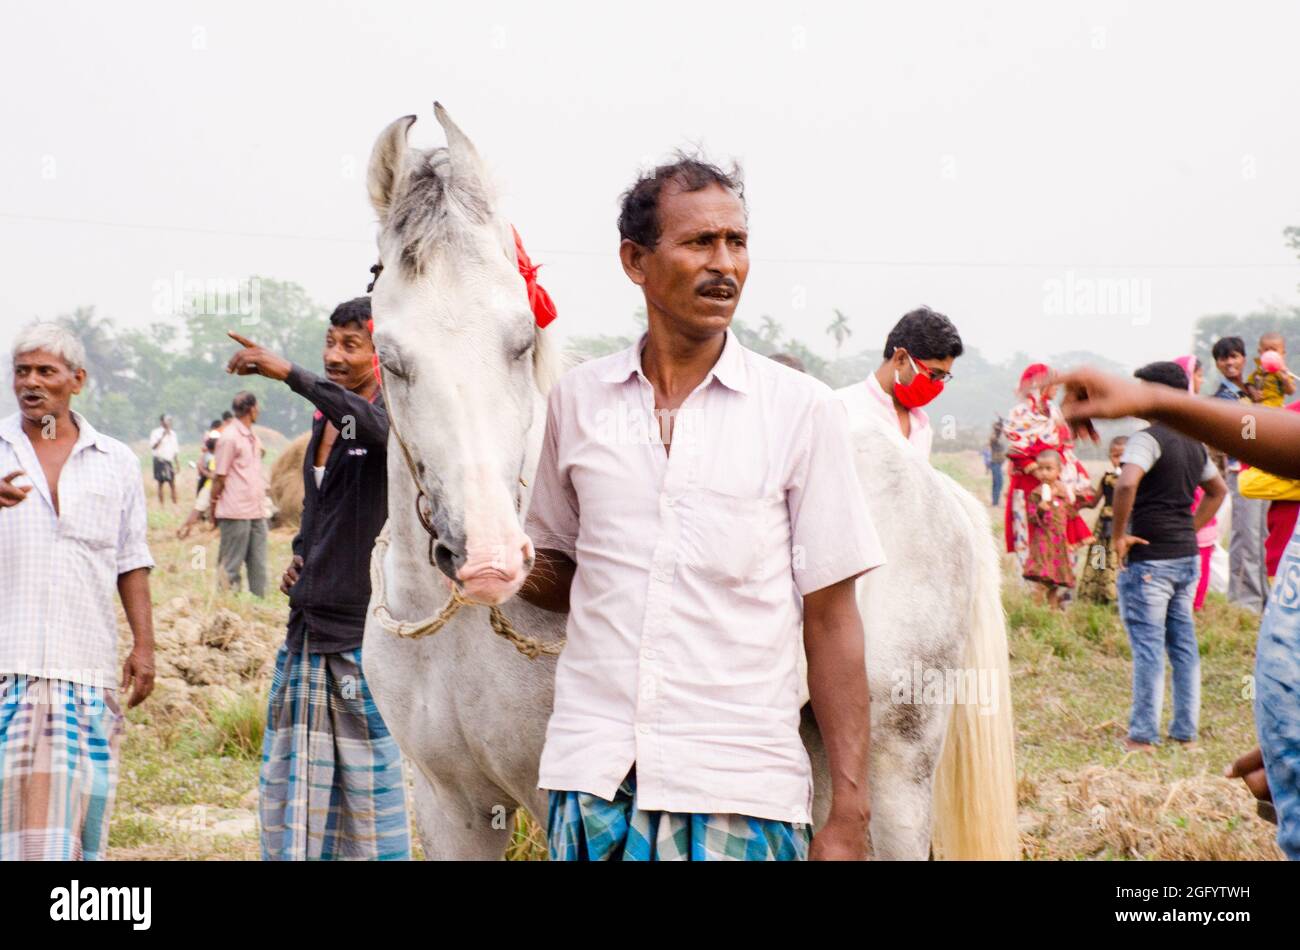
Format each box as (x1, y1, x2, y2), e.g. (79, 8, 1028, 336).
(0, 154, 1296, 863)
(982, 333, 1298, 851)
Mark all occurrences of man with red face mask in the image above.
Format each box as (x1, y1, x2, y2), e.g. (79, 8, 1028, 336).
(835, 307, 964, 458)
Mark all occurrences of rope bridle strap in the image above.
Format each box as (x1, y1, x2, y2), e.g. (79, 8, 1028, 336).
(369, 527, 562, 659)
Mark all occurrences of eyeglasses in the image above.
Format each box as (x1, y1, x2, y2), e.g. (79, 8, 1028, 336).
(911, 356, 953, 384)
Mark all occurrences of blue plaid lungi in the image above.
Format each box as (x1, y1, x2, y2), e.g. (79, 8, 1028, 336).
(547, 770, 810, 861)
(258, 644, 410, 860)
(0, 674, 123, 861)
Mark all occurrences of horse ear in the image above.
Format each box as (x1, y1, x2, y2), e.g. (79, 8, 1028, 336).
(433, 102, 490, 193)
(368, 114, 417, 219)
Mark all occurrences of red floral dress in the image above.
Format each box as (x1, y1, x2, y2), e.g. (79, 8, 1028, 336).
(1022, 484, 1079, 589)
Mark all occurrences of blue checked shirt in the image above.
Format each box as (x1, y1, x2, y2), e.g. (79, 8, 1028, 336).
(0, 411, 153, 688)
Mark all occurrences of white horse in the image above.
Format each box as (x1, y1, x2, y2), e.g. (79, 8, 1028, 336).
(362, 104, 1018, 860)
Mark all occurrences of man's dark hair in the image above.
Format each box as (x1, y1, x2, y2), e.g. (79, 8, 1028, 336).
(231, 391, 258, 416)
(883, 307, 964, 361)
(221, 410, 233, 422)
(1134, 360, 1189, 391)
(617, 154, 745, 248)
(1211, 336, 1246, 360)
(330, 296, 372, 332)
(208, 419, 221, 430)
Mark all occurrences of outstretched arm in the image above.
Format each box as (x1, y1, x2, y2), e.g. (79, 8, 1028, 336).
(1049, 367, 1300, 479)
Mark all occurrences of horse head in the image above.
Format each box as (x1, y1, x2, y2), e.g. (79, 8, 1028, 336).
(367, 103, 556, 605)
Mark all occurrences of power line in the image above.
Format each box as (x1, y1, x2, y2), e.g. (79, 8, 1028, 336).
(0, 210, 1293, 271)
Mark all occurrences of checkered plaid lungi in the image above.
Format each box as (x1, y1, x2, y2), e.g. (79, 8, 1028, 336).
(258, 644, 410, 860)
(547, 770, 810, 861)
(0, 674, 124, 861)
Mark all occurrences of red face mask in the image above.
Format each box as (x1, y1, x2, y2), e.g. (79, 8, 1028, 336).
(893, 355, 945, 409)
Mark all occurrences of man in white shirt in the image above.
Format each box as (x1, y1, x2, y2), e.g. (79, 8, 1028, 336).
(521, 157, 884, 861)
(149, 413, 180, 505)
(0, 323, 155, 860)
(835, 307, 965, 459)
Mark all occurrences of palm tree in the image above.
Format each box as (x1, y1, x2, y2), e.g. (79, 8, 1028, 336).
(759, 314, 782, 344)
(54, 306, 126, 394)
(826, 309, 852, 358)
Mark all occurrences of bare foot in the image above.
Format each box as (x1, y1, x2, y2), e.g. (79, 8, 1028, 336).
(1171, 738, 1200, 751)
(1123, 738, 1156, 753)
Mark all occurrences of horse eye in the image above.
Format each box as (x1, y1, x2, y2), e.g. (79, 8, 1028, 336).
(512, 339, 535, 362)
(378, 346, 407, 379)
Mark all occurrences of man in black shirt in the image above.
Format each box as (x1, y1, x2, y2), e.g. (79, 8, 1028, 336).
(1112, 361, 1227, 753)
(225, 297, 410, 860)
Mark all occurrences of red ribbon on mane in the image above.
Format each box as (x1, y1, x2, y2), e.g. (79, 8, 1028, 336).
(512, 225, 557, 329)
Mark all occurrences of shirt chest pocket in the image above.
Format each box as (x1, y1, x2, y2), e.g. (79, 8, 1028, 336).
(61, 488, 118, 550)
(681, 481, 785, 588)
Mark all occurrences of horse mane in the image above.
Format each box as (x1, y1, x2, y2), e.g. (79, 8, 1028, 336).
(387, 147, 493, 276)
(531, 322, 567, 396)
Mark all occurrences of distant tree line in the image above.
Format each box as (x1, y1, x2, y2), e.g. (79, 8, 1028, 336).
(13, 277, 327, 445)
(11, 223, 1296, 453)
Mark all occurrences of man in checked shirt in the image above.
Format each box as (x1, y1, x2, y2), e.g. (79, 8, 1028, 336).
(0, 322, 155, 860)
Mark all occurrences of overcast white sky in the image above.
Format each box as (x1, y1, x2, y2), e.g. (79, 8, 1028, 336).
(2, 0, 1298, 368)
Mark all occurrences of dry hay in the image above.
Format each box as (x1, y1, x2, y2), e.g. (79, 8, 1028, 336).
(268, 432, 310, 528)
(251, 424, 290, 455)
(1019, 764, 1284, 861)
(121, 595, 281, 720)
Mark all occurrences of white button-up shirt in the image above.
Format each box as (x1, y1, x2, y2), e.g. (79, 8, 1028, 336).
(0, 412, 153, 688)
(526, 330, 884, 823)
(836, 372, 933, 457)
(149, 426, 179, 463)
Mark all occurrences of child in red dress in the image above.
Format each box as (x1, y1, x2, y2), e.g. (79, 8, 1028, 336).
(1023, 450, 1087, 609)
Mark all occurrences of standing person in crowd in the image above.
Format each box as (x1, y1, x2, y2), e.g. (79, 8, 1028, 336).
(196, 432, 217, 494)
(1110, 361, 1227, 751)
(197, 419, 221, 493)
(1175, 356, 1220, 612)
(1021, 450, 1083, 609)
(1003, 364, 1093, 569)
(1213, 336, 1270, 611)
(209, 391, 268, 597)
(0, 323, 155, 860)
(835, 306, 964, 460)
(521, 156, 882, 861)
(1047, 363, 1300, 858)
(149, 413, 179, 506)
(1077, 435, 1127, 605)
(1245, 332, 1295, 407)
(224, 297, 410, 861)
(176, 435, 219, 540)
(987, 418, 1006, 506)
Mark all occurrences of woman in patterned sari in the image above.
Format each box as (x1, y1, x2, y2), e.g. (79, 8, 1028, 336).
(1004, 363, 1094, 568)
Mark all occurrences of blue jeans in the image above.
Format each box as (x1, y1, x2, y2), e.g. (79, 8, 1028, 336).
(1117, 555, 1201, 744)
(990, 465, 1004, 506)
(1257, 527, 1300, 859)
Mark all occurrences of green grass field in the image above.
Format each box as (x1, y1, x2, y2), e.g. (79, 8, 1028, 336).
(106, 452, 1282, 860)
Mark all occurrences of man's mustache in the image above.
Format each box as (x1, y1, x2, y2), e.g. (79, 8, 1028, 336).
(696, 277, 739, 294)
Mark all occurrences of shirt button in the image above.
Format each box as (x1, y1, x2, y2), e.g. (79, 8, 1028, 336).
(638, 723, 651, 735)
(642, 648, 656, 661)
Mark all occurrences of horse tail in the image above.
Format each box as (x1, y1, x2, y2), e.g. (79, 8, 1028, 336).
(930, 477, 1020, 860)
